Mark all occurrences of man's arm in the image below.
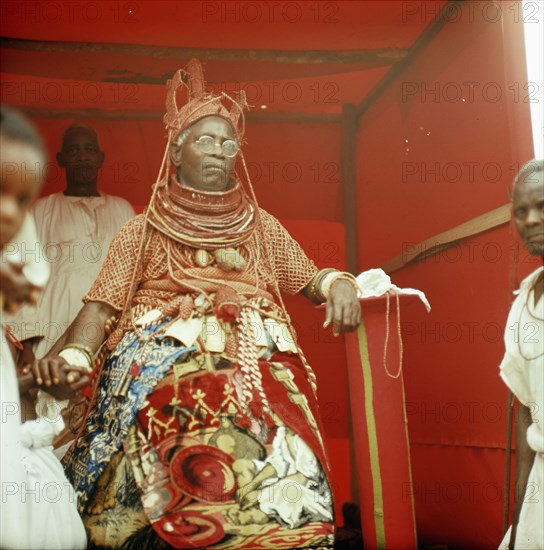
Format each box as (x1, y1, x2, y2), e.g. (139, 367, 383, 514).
(46, 300, 117, 358)
(509, 403, 536, 549)
(22, 301, 118, 399)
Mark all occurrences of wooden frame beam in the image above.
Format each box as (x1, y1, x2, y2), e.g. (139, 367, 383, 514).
(379, 203, 511, 274)
(341, 103, 359, 273)
(1, 38, 408, 65)
(356, 0, 465, 119)
(20, 107, 340, 124)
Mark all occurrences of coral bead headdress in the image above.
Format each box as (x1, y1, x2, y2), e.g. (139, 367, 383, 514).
(147, 59, 257, 248)
(163, 58, 248, 144)
(150, 57, 251, 190)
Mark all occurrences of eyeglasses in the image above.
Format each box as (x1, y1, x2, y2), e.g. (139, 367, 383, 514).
(194, 135, 239, 158)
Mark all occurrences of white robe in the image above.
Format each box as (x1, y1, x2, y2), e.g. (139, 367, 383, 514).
(499, 267, 544, 550)
(0, 338, 88, 549)
(1, 216, 87, 550)
(11, 192, 134, 357)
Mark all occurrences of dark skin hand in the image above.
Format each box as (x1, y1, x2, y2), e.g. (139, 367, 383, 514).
(21, 301, 117, 397)
(0, 259, 77, 399)
(302, 278, 361, 336)
(17, 338, 37, 369)
(19, 362, 91, 400)
(18, 339, 89, 400)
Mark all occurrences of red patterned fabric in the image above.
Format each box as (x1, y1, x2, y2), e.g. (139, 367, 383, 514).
(125, 354, 334, 548)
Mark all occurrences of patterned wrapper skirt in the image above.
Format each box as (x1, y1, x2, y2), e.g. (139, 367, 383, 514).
(64, 320, 335, 549)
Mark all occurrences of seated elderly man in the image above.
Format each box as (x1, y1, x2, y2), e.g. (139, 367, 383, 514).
(37, 59, 361, 549)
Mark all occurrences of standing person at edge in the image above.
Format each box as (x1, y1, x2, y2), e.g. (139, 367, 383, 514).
(37, 59, 361, 549)
(0, 104, 87, 549)
(11, 123, 134, 450)
(499, 159, 544, 550)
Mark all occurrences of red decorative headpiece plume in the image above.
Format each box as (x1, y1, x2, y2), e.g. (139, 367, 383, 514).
(163, 58, 248, 142)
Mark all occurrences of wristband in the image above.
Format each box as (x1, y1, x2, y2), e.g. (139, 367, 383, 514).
(309, 268, 338, 303)
(59, 344, 94, 372)
(320, 271, 360, 301)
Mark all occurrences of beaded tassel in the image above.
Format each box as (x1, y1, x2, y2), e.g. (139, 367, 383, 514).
(237, 306, 270, 419)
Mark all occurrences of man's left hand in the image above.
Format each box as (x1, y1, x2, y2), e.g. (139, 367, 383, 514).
(323, 279, 361, 336)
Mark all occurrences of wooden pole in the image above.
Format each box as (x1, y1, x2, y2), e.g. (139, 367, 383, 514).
(341, 104, 358, 274)
(341, 102, 359, 508)
(503, 390, 515, 534)
(379, 204, 511, 274)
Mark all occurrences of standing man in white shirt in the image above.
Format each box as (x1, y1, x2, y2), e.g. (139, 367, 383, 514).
(12, 123, 135, 448)
(499, 159, 544, 550)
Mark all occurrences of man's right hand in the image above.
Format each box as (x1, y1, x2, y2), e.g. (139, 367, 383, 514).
(21, 357, 91, 400)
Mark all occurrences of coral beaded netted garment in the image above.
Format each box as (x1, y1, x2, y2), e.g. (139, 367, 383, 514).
(63, 190, 336, 549)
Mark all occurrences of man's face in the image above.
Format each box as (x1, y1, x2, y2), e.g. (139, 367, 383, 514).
(57, 127, 104, 187)
(0, 136, 42, 248)
(171, 116, 238, 192)
(513, 170, 544, 257)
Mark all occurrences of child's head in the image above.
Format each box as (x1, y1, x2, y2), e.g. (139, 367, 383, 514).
(0, 105, 45, 249)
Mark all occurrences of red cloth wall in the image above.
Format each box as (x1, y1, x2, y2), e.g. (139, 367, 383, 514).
(356, 4, 535, 548)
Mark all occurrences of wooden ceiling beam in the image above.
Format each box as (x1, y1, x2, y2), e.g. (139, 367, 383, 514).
(20, 107, 341, 124)
(0, 37, 408, 65)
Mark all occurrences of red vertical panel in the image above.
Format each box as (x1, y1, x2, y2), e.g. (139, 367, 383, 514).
(344, 295, 422, 549)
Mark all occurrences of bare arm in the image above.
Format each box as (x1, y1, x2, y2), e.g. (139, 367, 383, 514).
(21, 301, 118, 399)
(509, 403, 536, 549)
(300, 281, 318, 304)
(45, 300, 117, 358)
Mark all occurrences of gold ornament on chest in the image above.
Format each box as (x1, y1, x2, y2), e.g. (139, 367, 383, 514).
(194, 247, 247, 272)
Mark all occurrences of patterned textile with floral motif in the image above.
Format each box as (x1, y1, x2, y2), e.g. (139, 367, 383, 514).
(64, 322, 335, 549)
